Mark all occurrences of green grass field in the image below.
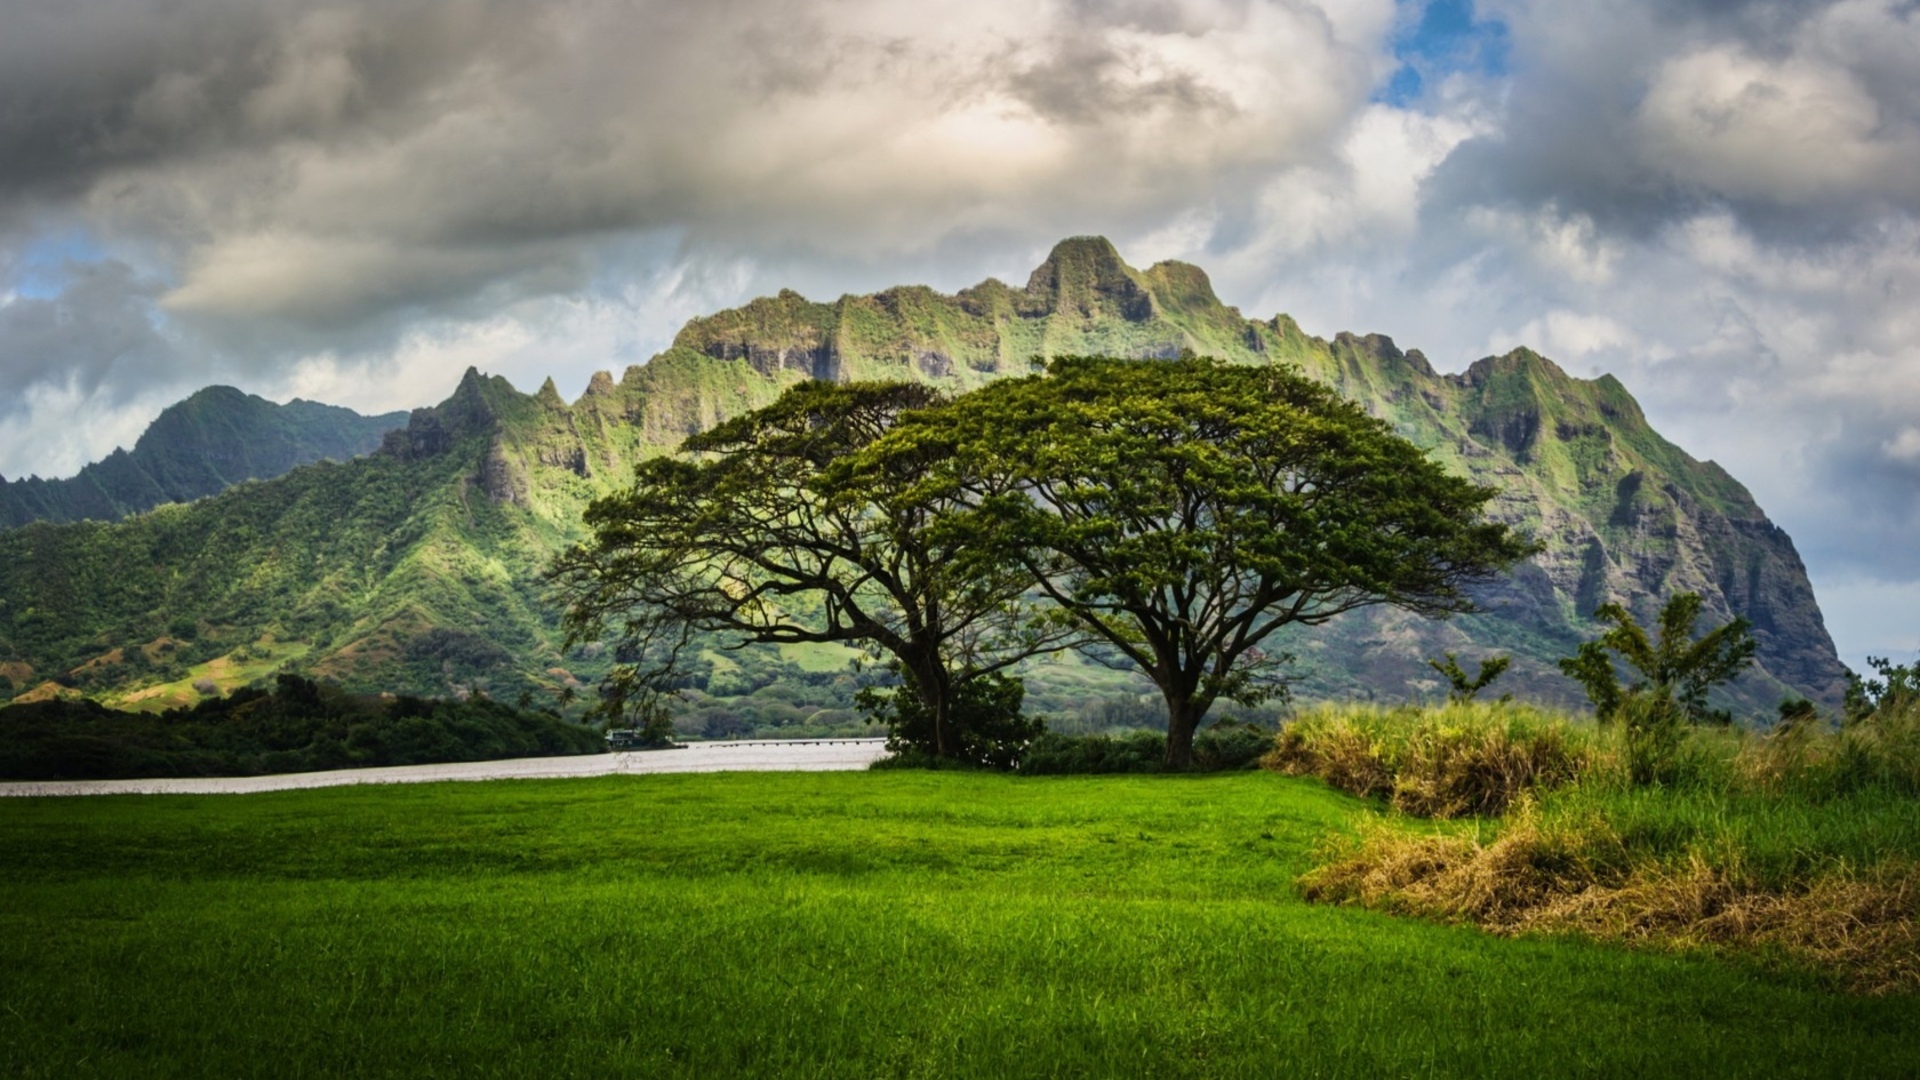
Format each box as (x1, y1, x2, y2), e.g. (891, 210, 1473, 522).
(3, 771, 1916, 1077)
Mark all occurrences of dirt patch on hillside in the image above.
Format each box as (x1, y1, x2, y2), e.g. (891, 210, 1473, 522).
(11, 681, 85, 705)
(71, 649, 126, 674)
(139, 637, 184, 662)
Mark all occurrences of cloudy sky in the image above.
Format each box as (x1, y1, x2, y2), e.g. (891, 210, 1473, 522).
(1, 0, 1916, 670)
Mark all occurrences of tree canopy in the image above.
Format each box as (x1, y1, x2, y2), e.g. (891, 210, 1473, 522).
(550, 380, 1068, 760)
(852, 356, 1538, 767)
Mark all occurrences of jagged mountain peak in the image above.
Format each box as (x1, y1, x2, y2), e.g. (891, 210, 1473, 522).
(1140, 258, 1226, 314)
(179, 384, 253, 404)
(378, 369, 521, 462)
(1024, 235, 1155, 322)
(1027, 235, 1130, 283)
(628, 241, 1845, 709)
(1332, 331, 1431, 372)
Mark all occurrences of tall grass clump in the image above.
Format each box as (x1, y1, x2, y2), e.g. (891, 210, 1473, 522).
(1263, 702, 1596, 818)
(1295, 698, 1920, 993)
(1749, 689, 1920, 800)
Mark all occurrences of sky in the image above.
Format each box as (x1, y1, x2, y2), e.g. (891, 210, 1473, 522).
(0, 0, 1916, 672)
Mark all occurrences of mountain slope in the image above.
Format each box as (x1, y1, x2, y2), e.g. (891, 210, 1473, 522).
(0, 387, 406, 528)
(0, 238, 1848, 720)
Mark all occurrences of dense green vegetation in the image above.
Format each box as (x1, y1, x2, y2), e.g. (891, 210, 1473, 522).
(1012, 723, 1277, 775)
(0, 674, 601, 780)
(562, 360, 1531, 766)
(563, 359, 1536, 767)
(2, 769, 1915, 1077)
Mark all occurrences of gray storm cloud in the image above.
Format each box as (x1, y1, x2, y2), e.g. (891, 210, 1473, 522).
(0, 262, 178, 398)
(1, 0, 1381, 335)
(0, 0, 1917, 665)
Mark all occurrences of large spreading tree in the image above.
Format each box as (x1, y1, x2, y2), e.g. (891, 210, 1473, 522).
(550, 380, 1070, 761)
(853, 356, 1538, 767)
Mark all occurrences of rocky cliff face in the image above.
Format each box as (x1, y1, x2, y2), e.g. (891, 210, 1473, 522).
(0, 387, 406, 529)
(1282, 337, 1849, 709)
(0, 237, 1848, 716)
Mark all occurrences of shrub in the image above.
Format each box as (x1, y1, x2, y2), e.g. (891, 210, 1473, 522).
(1845, 655, 1920, 723)
(1016, 731, 1169, 775)
(1012, 722, 1274, 775)
(860, 671, 1042, 771)
(1427, 652, 1512, 704)
(1191, 720, 1275, 771)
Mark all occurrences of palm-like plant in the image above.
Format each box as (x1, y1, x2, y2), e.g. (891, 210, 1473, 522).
(1559, 593, 1756, 727)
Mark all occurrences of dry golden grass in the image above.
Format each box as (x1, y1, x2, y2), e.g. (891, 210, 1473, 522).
(1286, 700, 1920, 993)
(1302, 809, 1920, 994)
(1263, 703, 1594, 818)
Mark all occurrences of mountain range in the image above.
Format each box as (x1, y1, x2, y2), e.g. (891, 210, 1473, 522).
(0, 238, 1849, 727)
(0, 387, 405, 528)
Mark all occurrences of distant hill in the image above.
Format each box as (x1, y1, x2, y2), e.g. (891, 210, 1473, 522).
(0, 238, 1849, 724)
(0, 387, 406, 528)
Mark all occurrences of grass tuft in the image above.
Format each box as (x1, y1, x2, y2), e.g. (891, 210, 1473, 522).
(1263, 702, 1593, 818)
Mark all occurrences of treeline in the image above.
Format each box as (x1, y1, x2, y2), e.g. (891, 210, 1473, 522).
(0, 674, 603, 780)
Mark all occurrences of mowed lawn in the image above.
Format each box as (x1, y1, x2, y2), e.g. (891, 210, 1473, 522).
(2, 771, 1916, 1078)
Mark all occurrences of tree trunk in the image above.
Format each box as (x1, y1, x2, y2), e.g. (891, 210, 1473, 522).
(907, 655, 953, 758)
(1162, 690, 1202, 770)
(932, 694, 951, 758)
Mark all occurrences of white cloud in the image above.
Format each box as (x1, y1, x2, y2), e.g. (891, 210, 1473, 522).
(1464, 204, 1621, 287)
(1885, 427, 1920, 464)
(1489, 310, 1632, 361)
(0, 378, 176, 481)
(1634, 46, 1894, 204)
(57, 0, 1375, 331)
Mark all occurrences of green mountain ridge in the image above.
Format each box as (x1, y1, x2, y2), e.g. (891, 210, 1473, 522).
(0, 386, 407, 528)
(0, 238, 1848, 723)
